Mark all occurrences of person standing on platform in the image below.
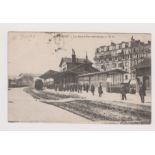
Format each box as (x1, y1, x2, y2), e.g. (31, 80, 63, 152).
(86, 84, 89, 93)
(91, 84, 95, 96)
(139, 82, 146, 103)
(98, 83, 103, 97)
(80, 85, 82, 93)
(120, 84, 127, 100)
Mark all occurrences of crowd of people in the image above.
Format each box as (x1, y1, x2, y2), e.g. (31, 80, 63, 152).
(54, 83, 104, 97)
(53, 82, 146, 103)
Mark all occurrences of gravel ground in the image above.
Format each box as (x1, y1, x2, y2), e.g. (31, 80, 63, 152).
(25, 87, 151, 124)
(43, 100, 151, 124)
(24, 87, 81, 100)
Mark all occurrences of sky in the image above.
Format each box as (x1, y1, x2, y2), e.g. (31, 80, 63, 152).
(8, 32, 151, 76)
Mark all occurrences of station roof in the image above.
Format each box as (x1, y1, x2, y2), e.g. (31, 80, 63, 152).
(52, 70, 77, 78)
(40, 70, 59, 79)
(78, 69, 127, 77)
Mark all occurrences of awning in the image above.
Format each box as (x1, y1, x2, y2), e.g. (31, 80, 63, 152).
(78, 69, 128, 77)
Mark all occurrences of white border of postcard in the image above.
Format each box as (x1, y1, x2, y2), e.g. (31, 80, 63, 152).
(0, 23, 155, 130)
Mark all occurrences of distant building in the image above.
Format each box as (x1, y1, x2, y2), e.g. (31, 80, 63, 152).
(8, 73, 40, 88)
(8, 78, 17, 88)
(16, 73, 35, 87)
(94, 37, 151, 82)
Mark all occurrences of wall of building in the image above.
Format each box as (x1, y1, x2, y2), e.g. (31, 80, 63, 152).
(94, 38, 151, 82)
(78, 72, 124, 93)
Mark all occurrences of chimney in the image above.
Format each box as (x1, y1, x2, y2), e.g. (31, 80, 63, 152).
(131, 36, 134, 41)
(72, 49, 76, 63)
(85, 52, 88, 63)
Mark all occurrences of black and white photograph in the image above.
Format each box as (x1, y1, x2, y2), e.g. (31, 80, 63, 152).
(0, 1, 155, 155)
(8, 32, 151, 124)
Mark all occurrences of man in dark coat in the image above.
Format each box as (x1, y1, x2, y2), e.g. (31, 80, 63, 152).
(120, 84, 127, 100)
(139, 82, 146, 103)
(91, 84, 95, 96)
(86, 84, 89, 93)
(98, 84, 103, 97)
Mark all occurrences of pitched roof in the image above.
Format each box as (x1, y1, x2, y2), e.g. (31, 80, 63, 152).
(51, 71, 77, 78)
(53, 64, 98, 78)
(59, 57, 92, 67)
(69, 63, 98, 74)
(40, 70, 59, 79)
(135, 57, 151, 69)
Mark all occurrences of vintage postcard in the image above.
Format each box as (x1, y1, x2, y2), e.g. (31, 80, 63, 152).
(8, 32, 151, 124)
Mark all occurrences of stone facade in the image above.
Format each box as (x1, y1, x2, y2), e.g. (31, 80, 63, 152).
(94, 37, 151, 82)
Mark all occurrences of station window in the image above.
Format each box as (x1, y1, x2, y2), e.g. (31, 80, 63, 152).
(125, 75, 128, 80)
(101, 65, 106, 70)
